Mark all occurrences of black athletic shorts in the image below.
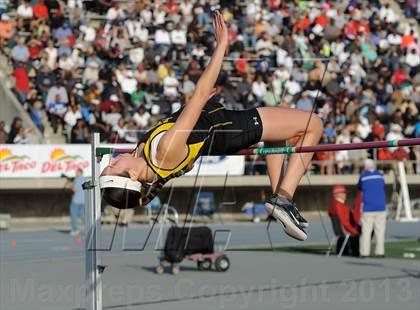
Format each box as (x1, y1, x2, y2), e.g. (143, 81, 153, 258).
(198, 98, 263, 155)
(142, 96, 264, 157)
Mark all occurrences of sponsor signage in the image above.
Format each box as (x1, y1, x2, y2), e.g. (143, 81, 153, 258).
(0, 145, 245, 177)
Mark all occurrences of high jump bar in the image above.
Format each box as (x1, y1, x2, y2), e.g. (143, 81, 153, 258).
(96, 138, 420, 157)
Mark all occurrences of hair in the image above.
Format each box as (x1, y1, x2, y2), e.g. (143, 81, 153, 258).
(364, 159, 376, 171)
(101, 172, 142, 209)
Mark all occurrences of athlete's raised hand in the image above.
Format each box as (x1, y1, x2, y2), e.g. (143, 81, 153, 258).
(212, 10, 228, 48)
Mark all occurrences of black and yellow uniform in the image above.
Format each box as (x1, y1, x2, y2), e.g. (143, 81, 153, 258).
(133, 96, 263, 205)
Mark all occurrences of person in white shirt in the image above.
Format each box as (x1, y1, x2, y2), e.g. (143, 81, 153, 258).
(121, 71, 138, 95)
(163, 69, 179, 98)
(252, 75, 267, 103)
(68, 0, 83, 10)
(64, 105, 82, 140)
(153, 4, 166, 26)
(106, 3, 125, 21)
(83, 62, 99, 85)
(284, 77, 302, 96)
(405, 48, 420, 69)
(335, 127, 351, 171)
(71, 48, 85, 69)
(140, 7, 152, 25)
(124, 119, 139, 143)
(112, 118, 127, 141)
(180, 0, 193, 23)
(379, 3, 398, 24)
(103, 105, 122, 127)
(79, 21, 96, 42)
(170, 24, 187, 61)
(129, 44, 145, 65)
(274, 65, 290, 83)
(191, 44, 206, 59)
(386, 124, 405, 153)
(136, 25, 149, 43)
(256, 33, 274, 58)
(133, 106, 151, 129)
(155, 27, 171, 45)
(58, 54, 75, 72)
(170, 25, 187, 45)
(17, 1, 33, 29)
(13, 127, 31, 144)
(45, 40, 58, 70)
(387, 31, 402, 46)
(276, 47, 288, 67)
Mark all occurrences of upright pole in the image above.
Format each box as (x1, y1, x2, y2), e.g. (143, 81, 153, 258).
(396, 161, 418, 222)
(85, 133, 103, 310)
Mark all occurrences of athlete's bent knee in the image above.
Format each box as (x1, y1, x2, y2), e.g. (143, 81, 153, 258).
(309, 114, 323, 134)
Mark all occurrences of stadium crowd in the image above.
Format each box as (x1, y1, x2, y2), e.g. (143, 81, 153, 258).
(0, 0, 419, 175)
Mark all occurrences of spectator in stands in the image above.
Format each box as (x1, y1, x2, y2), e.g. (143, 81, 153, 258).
(358, 159, 387, 258)
(6, 117, 22, 144)
(12, 62, 30, 103)
(129, 42, 144, 66)
(47, 94, 67, 134)
(11, 37, 29, 65)
(0, 120, 8, 143)
(252, 75, 267, 104)
(71, 119, 90, 143)
(67, 168, 85, 236)
(30, 100, 45, 134)
(33, 0, 48, 20)
(16, 0, 33, 30)
(386, 124, 405, 153)
(163, 68, 179, 98)
(0, 13, 15, 48)
(120, 70, 137, 101)
(0, 0, 9, 16)
(296, 92, 313, 111)
(13, 126, 33, 144)
(170, 23, 187, 61)
(328, 185, 360, 256)
(103, 104, 122, 127)
(46, 81, 68, 105)
(155, 25, 171, 54)
(133, 105, 151, 130)
(64, 104, 82, 141)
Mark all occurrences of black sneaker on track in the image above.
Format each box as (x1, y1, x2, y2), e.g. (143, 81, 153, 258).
(265, 194, 308, 241)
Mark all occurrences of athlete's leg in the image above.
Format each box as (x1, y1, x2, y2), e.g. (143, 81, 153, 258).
(257, 107, 323, 240)
(257, 107, 323, 197)
(265, 141, 286, 193)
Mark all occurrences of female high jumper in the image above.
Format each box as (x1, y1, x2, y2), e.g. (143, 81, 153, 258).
(100, 11, 323, 241)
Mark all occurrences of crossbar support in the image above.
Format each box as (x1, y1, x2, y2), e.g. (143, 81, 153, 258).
(85, 133, 103, 310)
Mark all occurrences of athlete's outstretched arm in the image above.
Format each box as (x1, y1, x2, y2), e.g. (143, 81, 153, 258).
(157, 11, 228, 162)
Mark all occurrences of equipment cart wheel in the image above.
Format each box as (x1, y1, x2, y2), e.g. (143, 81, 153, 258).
(171, 264, 180, 275)
(215, 255, 230, 272)
(155, 264, 164, 274)
(197, 258, 212, 271)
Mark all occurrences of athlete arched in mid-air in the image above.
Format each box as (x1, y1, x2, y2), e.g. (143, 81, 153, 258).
(100, 11, 323, 241)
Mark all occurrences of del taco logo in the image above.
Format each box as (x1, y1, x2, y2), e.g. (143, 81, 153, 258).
(0, 148, 36, 173)
(41, 148, 89, 173)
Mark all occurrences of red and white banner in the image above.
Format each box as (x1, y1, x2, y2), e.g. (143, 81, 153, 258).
(0, 145, 90, 178)
(0, 145, 245, 178)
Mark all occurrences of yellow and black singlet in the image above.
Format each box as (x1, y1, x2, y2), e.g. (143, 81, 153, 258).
(132, 96, 263, 205)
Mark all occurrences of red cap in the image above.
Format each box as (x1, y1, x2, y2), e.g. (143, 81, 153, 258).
(332, 185, 348, 194)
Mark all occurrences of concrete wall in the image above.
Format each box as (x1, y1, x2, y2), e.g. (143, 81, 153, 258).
(2, 184, 419, 217)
